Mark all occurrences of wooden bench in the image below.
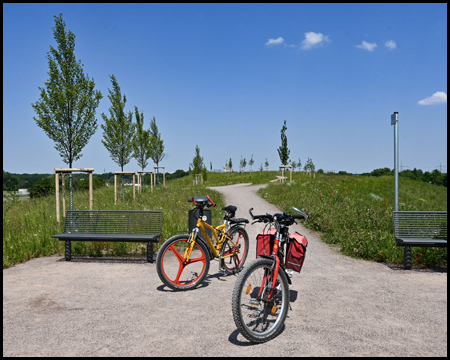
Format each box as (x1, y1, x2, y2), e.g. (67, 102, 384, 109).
(52, 210, 163, 263)
(393, 211, 447, 269)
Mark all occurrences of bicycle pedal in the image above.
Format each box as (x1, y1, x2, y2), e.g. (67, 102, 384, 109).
(219, 268, 227, 274)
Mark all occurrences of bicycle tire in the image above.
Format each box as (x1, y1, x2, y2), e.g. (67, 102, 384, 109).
(220, 226, 249, 275)
(232, 257, 290, 343)
(156, 234, 210, 291)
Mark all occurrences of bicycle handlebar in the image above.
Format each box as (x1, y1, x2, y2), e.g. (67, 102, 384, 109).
(206, 194, 216, 207)
(248, 207, 309, 224)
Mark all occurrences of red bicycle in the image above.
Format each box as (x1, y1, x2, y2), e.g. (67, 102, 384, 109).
(231, 206, 309, 343)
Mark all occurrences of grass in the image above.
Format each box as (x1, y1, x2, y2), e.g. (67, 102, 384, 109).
(3, 171, 447, 269)
(3, 184, 225, 268)
(258, 173, 447, 267)
(167, 170, 281, 186)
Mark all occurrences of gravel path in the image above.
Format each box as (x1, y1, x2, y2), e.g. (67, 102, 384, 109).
(3, 183, 447, 356)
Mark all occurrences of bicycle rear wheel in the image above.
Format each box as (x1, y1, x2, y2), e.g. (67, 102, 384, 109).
(220, 226, 249, 275)
(231, 258, 289, 343)
(156, 234, 210, 291)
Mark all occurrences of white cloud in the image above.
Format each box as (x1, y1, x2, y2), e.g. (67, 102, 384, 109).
(265, 37, 284, 46)
(301, 32, 330, 50)
(385, 40, 397, 50)
(418, 92, 447, 105)
(356, 41, 377, 51)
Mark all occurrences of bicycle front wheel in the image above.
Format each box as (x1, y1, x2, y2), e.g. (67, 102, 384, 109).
(220, 226, 249, 275)
(156, 234, 210, 291)
(231, 258, 290, 343)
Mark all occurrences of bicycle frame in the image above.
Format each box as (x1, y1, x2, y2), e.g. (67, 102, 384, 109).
(183, 217, 238, 262)
(258, 227, 287, 299)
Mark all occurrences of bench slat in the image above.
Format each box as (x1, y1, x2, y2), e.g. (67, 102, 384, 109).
(392, 211, 447, 247)
(52, 233, 160, 242)
(63, 210, 162, 235)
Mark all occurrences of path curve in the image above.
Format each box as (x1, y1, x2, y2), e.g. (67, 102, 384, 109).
(3, 183, 447, 356)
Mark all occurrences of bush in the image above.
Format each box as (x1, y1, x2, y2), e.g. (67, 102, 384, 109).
(29, 177, 55, 198)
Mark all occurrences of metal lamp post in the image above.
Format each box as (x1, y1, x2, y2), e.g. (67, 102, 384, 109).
(391, 112, 399, 211)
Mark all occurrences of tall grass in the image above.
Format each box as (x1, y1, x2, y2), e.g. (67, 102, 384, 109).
(259, 173, 447, 267)
(3, 184, 225, 268)
(4, 171, 447, 269)
(168, 170, 281, 186)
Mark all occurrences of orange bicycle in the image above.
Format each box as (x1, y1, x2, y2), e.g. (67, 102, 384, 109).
(156, 195, 249, 290)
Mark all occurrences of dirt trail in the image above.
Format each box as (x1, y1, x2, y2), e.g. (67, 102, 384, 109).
(3, 183, 447, 356)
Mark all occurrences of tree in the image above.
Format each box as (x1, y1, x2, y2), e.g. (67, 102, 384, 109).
(101, 74, 135, 172)
(32, 14, 102, 207)
(29, 177, 55, 198)
(101, 74, 135, 199)
(277, 120, 290, 166)
(132, 106, 151, 171)
(190, 145, 205, 178)
(265, 158, 269, 172)
(249, 154, 255, 172)
(229, 158, 233, 172)
(304, 157, 315, 173)
(3, 171, 19, 191)
(259, 163, 264, 174)
(149, 116, 165, 184)
(297, 158, 302, 172)
(291, 160, 297, 172)
(210, 162, 213, 172)
(131, 106, 151, 190)
(243, 157, 247, 172)
(239, 156, 246, 172)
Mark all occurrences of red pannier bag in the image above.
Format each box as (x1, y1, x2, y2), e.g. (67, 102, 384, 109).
(286, 232, 308, 272)
(256, 229, 276, 258)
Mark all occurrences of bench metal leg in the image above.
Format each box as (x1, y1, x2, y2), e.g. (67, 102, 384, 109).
(65, 241, 72, 261)
(404, 246, 412, 270)
(147, 242, 154, 263)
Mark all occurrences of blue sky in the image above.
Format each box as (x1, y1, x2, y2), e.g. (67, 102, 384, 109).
(3, 3, 447, 175)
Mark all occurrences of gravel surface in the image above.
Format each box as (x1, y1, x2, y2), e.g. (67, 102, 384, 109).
(3, 183, 447, 357)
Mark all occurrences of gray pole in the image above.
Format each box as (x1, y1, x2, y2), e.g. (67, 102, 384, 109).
(391, 112, 399, 211)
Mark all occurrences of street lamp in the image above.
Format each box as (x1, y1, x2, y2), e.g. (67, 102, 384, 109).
(391, 112, 399, 211)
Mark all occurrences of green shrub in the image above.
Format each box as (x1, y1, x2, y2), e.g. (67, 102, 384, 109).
(29, 177, 55, 198)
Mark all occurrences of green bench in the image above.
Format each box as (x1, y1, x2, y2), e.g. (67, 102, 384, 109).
(393, 211, 447, 269)
(52, 210, 163, 262)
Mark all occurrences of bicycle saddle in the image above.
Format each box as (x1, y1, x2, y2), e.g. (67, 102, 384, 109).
(222, 205, 237, 213)
(188, 196, 209, 204)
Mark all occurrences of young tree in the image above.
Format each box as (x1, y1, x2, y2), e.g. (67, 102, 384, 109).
(291, 160, 297, 172)
(229, 158, 233, 172)
(249, 154, 255, 172)
(131, 106, 151, 190)
(101, 74, 135, 199)
(210, 162, 213, 172)
(32, 14, 102, 207)
(239, 156, 246, 172)
(277, 120, 290, 166)
(297, 158, 302, 172)
(304, 157, 315, 173)
(243, 157, 247, 172)
(190, 145, 205, 178)
(149, 116, 165, 183)
(259, 163, 264, 175)
(101, 75, 135, 171)
(265, 158, 269, 173)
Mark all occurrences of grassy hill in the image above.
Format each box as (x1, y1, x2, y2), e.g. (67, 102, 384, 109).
(3, 171, 447, 269)
(258, 173, 447, 268)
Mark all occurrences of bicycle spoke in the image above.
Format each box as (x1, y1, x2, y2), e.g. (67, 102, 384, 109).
(174, 263, 187, 285)
(168, 243, 185, 263)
